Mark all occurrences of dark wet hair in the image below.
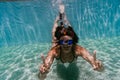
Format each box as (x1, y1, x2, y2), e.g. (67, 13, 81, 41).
(55, 26, 79, 44)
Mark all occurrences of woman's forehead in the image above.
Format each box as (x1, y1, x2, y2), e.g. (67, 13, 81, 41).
(60, 35, 72, 40)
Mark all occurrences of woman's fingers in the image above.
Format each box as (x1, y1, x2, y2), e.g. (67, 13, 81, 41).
(97, 60, 101, 67)
(97, 61, 104, 71)
(93, 50, 96, 61)
(41, 54, 45, 64)
(94, 60, 104, 72)
(92, 50, 104, 71)
(40, 67, 44, 73)
(40, 64, 49, 74)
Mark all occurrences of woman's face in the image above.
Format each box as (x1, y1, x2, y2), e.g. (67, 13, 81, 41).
(59, 35, 73, 53)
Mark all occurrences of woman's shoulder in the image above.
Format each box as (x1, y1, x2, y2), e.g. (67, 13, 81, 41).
(51, 45, 60, 50)
(50, 45, 60, 57)
(75, 44, 83, 49)
(75, 45, 86, 55)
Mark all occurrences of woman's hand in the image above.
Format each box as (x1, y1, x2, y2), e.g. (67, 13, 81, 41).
(92, 50, 104, 71)
(39, 54, 49, 74)
(40, 64, 49, 74)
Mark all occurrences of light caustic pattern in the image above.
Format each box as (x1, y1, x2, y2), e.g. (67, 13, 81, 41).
(0, 37, 120, 80)
(0, 0, 120, 80)
(0, 0, 120, 46)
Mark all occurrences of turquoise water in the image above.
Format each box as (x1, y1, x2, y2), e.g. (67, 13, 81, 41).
(0, 0, 120, 46)
(0, 0, 120, 80)
(0, 37, 120, 80)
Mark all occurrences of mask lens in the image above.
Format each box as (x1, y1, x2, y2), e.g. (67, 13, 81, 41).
(59, 40, 73, 45)
(59, 40, 64, 45)
(68, 40, 73, 45)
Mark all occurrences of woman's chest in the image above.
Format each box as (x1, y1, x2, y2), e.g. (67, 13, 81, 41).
(61, 52, 75, 63)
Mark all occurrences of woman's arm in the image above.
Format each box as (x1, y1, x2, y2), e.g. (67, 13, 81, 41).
(40, 49, 56, 74)
(75, 45, 104, 71)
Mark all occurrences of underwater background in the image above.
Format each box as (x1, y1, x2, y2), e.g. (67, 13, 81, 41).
(0, 0, 120, 80)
